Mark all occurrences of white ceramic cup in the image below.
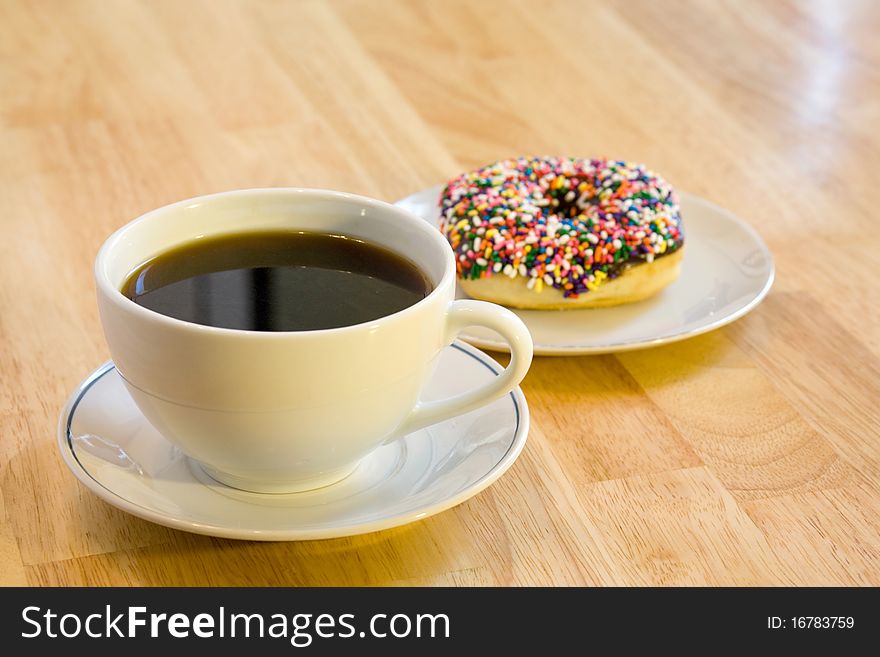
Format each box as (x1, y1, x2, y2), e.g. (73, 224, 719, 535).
(95, 188, 533, 493)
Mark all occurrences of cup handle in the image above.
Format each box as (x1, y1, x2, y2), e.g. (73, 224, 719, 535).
(387, 299, 533, 441)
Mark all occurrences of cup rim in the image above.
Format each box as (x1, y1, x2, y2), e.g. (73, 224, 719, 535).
(95, 187, 456, 338)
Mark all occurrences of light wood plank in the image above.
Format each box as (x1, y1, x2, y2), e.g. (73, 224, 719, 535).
(0, 486, 27, 586)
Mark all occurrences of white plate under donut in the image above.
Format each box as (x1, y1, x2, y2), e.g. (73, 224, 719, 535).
(395, 185, 774, 355)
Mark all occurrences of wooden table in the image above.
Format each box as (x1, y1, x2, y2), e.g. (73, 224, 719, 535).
(2, 0, 879, 586)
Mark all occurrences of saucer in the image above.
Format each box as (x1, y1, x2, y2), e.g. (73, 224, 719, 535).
(395, 185, 774, 355)
(58, 341, 528, 541)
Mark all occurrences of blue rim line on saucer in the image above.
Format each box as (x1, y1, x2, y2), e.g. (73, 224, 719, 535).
(57, 340, 529, 540)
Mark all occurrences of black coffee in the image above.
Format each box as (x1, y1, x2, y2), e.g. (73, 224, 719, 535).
(122, 231, 431, 331)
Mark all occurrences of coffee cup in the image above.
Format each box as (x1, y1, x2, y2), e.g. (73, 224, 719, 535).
(95, 188, 533, 493)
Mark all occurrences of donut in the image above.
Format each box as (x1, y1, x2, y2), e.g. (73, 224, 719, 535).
(438, 156, 684, 309)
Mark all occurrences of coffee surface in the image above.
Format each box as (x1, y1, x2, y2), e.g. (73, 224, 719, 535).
(122, 231, 431, 331)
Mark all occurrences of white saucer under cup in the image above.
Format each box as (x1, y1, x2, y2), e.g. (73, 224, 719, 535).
(395, 185, 775, 355)
(58, 341, 529, 541)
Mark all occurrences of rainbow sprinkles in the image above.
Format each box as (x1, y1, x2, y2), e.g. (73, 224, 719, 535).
(438, 156, 684, 298)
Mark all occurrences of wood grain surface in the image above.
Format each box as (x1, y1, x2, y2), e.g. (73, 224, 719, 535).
(2, 0, 879, 586)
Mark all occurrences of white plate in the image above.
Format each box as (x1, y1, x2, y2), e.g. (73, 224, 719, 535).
(58, 342, 528, 541)
(396, 185, 774, 355)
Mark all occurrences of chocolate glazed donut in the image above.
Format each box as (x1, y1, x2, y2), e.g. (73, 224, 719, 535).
(439, 156, 685, 309)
